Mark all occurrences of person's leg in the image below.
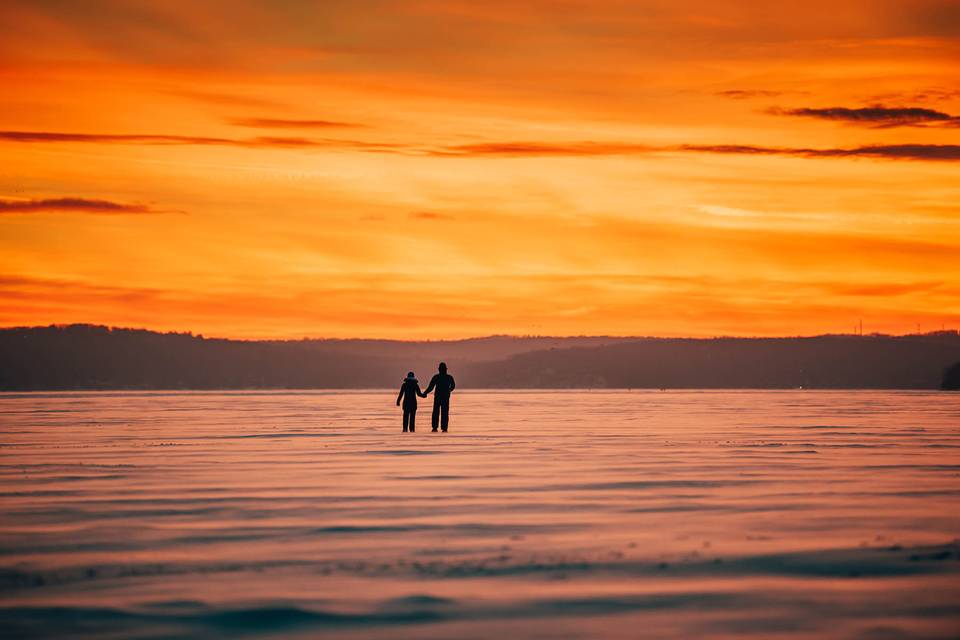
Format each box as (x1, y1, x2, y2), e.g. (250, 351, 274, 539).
(403, 409, 410, 432)
(409, 409, 416, 432)
(440, 400, 449, 432)
(431, 402, 440, 432)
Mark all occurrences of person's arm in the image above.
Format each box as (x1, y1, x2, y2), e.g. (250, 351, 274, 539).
(449, 376, 456, 393)
(424, 375, 437, 395)
(396, 386, 404, 406)
(417, 384, 427, 398)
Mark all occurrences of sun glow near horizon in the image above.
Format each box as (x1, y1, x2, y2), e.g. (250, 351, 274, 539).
(1, 1, 959, 339)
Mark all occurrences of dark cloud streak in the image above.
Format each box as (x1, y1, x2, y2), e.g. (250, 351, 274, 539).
(681, 144, 960, 161)
(437, 141, 657, 156)
(3, 129, 959, 162)
(230, 117, 362, 129)
(0, 131, 235, 145)
(0, 198, 161, 215)
(443, 142, 960, 161)
(0, 130, 401, 152)
(717, 89, 790, 100)
(770, 105, 960, 128)
(799, 144, 960, 160)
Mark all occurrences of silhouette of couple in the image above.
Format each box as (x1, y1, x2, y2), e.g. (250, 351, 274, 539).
(396, 362, 456, 433)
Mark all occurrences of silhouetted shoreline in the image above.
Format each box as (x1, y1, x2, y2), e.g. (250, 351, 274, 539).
(2, 324, 958, 391)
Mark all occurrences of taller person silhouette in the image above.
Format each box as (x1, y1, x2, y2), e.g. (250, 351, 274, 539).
(423, 362, 456, 432)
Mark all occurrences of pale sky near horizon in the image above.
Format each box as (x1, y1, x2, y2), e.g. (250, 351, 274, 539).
(1, 0, 959, 339)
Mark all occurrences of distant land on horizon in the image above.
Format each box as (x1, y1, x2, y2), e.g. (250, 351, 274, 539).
(2, 324, 959, 391)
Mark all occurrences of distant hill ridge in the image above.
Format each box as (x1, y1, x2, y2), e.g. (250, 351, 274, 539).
(1, 324, 959, 390)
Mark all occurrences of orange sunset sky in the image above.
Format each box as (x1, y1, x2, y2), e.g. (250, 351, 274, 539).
(1, 0, 959, 339)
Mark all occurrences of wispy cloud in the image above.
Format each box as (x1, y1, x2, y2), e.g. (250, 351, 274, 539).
(0, 131, 236, 145)
(697, 205, 832, 222)
(437, 142, 657, 156)
(681, 143, 960, 161)
(0, 130, 401, 152)
(169, 90, 284, 109)
(230, 117, 362, 129)
(4, 129, 959, 162)
(410, 211, 453, 220)
(441, 141, 960, 161)
(0, 197, 165, 214)
(864, 88, 960, 104)
(822, 281, 948, 297)
(716, 89, 809, 100)
(769, 105, 960, 128)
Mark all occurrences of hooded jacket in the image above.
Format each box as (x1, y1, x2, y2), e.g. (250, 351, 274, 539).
(397, 379, 425, 410)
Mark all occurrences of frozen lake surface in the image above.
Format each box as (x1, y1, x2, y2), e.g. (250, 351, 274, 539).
(1, 390, 959, 639)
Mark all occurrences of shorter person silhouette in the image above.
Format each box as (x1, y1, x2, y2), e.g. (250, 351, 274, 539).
(396, 371, 427, 432)
(423, 362, 456, 432)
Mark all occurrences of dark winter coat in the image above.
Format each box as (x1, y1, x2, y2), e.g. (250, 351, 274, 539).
(396, 379, 425, 410)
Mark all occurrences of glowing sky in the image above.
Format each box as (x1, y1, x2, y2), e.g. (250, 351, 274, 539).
(1, 0, 959, 338)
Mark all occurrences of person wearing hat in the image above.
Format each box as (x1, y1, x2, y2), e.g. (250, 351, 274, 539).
(396, 371, 427, 432)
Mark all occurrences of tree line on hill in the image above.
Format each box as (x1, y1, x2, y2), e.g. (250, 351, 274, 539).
(1, 324, 959, 390)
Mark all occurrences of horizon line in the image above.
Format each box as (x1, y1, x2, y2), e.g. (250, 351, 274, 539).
(2, 322, 957, 343)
